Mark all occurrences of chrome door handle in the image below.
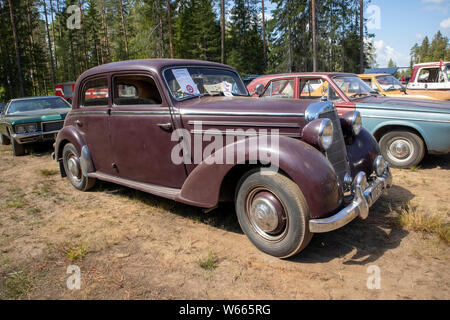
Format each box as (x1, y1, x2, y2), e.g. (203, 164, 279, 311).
(75, 120, 82, 127)
(157, 122, 172, 131)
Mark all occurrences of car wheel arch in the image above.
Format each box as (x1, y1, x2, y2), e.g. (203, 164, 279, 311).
(179, 136, 342, 219)
(372, 122, 428, 151)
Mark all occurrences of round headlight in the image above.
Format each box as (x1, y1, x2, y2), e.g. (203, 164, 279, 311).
(352, 111, 362, 136)
(15, 125, 26, 134)
(26, 123, 37, 132)
(318, 119, 334, 150)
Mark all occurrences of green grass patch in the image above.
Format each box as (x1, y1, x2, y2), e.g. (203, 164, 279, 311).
(198, 251, 218, 271)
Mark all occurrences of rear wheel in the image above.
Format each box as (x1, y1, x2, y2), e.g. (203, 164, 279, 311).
(62, 143, 96, 191)
(379, 130, 425, 168)
(235, 169, 312, 258)
(12, 139, 25, 156)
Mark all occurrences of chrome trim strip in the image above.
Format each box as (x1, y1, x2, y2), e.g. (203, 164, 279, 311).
(188, 120, 300, 128)
(362, 114, 450, 124)
(181, 110, 305, 117)
(190, 129, 300, 138)
(110, 111, 171, 115)
(69, 111, 108, 115)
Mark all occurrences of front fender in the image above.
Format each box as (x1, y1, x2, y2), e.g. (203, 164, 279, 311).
(54, 125, 87, 160)
(178, 135, 342, 219)
(346, 128, 380, 178)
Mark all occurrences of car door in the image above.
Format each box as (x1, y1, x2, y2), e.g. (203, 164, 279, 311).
(72, 75, 115, 175)
(109, 72, 187, 188)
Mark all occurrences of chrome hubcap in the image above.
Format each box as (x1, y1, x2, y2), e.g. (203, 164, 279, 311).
(247, 189, 287, 240)
(388, 139, 413, 162)
(67, 154, 81, 182)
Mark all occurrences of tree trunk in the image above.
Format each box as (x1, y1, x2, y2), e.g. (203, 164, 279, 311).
(43, 0, 57, 88)
(78, 0, 90, 70)
(220, 0, 225, 64)
(119, 0, 129, 59)
(50, 0, 58, 74)
(159, 0, 164, 58)
(311, 0, 318, 72)
(261, 0, 267, 66)
(100, 0, 110, 63)
(360, 0, 364, 73)
(26, 0, 38, 95)
(7, 0, 25, 97)
(166, 0, 174, 58)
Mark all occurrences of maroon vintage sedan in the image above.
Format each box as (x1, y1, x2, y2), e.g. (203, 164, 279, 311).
(53, 59, 392, 258)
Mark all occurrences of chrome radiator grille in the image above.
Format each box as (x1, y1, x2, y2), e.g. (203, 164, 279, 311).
(42, 121, 64, 132)
(318, 109, 350, 186)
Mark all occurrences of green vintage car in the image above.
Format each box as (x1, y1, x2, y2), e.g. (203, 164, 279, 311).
(0, 96, 71, 156)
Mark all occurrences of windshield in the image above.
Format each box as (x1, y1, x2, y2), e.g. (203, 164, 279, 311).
(7, 97, 70, 114)
(332, 76, 375, 99)
(376, 75, 405, 91)
(163, 67, 248, 100)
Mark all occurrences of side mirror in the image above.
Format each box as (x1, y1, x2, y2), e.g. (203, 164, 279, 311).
(400, 86, 406, 93)
(255, 83, 265, 96)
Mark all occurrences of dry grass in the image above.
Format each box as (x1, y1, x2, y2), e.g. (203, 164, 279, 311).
(40, 169, 59, 176)
(4, 271, 34, 299)
(396, 202, 450, 244)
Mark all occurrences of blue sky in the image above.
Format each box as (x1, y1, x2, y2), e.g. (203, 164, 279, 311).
(368, 0, 450, 67)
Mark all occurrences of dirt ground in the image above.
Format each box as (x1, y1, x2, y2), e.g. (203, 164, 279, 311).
(0, 142, 449, 300)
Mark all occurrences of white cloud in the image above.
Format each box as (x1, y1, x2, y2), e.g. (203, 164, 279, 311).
(440, 17, 450, 29)
(373, 40, 411, 67)
(422, 0, 444, 3)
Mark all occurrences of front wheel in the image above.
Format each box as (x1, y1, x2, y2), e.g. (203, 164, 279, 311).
(12, 139, 25, 156)
(235, 170, 312, 258)
(379, 130, 425, 168)
(0, 134, 10, 145)
(62, 143, 96, 191)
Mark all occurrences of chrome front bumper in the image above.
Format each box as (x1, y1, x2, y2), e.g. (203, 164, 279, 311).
(12, 130, 59, 144)
(309, 165, 392, 233)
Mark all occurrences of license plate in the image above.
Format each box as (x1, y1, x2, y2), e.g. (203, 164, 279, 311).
(371, 183, 383, 201)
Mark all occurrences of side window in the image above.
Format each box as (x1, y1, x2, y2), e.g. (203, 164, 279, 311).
(299, 78, 341, 101)
(418, 68, 439, 83)
(113, 75, 162, 105)
(361, 78, 376, 90)
(82, 78, 109, 107)
(262, 79, 294, 99)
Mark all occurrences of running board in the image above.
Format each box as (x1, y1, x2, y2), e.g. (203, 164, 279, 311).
(88, 172, 180, 200)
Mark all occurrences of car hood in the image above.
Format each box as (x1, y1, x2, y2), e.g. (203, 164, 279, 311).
(3, 108, 71, 125)
(353, 95, 450, 114)
(177, 96, 318, 116)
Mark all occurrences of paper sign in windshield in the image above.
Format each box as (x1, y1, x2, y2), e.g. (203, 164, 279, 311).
(222, 81, 233, 96)
(172, 68, 200, 95)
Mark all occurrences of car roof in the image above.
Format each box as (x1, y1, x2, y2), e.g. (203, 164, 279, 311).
(79, 59, 236, 80)
(254, 72, 357, 81)
(358, 73, 391, 77)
